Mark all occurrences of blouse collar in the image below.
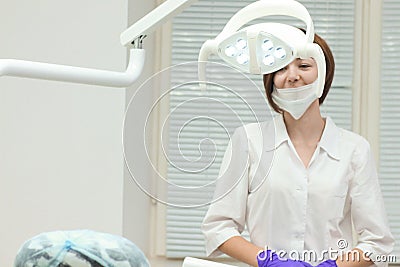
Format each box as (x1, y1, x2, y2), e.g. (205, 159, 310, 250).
(265, 115, 341, 160)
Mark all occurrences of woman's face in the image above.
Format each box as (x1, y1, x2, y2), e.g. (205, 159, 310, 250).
(273, 58, 318, 89)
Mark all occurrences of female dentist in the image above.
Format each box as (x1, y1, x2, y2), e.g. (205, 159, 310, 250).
(201, 30, 394, 267)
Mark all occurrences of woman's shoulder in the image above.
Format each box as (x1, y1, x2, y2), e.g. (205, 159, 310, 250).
(337, 126, 370, 149)
(334, 122, 372, 159)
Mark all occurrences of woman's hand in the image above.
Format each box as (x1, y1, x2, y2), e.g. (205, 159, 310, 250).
(315, 260, 337, 267)
(257, 250, 313, 267)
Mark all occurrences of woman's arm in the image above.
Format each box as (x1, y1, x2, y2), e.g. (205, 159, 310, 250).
(218, 236, 264, 267)
(348, 139, 394, 267)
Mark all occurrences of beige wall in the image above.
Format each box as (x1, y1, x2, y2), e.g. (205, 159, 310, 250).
(123, 0, 157, 259)
(0, 0, 189, 266)
(0, 0, 130, 266)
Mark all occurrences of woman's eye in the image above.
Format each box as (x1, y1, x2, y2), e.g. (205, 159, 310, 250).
(300, 64, 311, 69)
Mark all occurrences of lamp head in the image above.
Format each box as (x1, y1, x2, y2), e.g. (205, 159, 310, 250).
(217, 23, 306, 75)
(198, 0, 326, 98)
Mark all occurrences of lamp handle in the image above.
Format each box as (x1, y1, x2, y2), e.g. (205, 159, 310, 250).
(217, 0, 314, 43)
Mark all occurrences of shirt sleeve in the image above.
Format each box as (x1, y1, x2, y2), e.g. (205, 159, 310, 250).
(201, 126, 250, 257)
(350, 138, 395, 267)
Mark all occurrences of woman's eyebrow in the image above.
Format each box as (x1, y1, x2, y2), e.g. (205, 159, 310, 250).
(296, 58, 315, 64)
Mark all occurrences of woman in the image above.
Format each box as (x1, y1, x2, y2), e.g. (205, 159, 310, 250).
(201, 31, 394, 267)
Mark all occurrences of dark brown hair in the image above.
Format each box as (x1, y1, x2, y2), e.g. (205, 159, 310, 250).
(263, 29, 335, 113)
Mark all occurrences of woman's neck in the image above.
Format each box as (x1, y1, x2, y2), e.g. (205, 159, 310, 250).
(283, 100, 326, 145)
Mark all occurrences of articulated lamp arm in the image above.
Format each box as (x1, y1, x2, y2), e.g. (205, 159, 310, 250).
(0, 0, 198, 87)
(0, 48, 145, 88)
(120, 0, 197, 46)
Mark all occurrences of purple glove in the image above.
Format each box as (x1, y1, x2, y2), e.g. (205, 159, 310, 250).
(257, 250, 313, 267)
(315, 260, 337, 267)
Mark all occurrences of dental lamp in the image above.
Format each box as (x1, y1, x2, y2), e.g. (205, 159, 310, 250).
(0, 0, 198, 87)
(198, 0, 326, 98)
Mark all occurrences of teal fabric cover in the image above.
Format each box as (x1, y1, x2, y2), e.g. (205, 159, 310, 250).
(14, 230, 150, 267)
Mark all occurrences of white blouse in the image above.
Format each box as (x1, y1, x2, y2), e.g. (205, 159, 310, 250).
(202, 116, 394, 267)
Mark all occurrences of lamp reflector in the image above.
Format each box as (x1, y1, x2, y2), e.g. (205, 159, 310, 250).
(236, 39, 248, 50)
(263, 54, 275, 66)
(237, 53, 249, 65)
(262, 39, 274, 51)
(225, 45, 237, 57)
(274, 47, 287, 59)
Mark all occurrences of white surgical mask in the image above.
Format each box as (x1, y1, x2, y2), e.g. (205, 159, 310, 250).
(271, 80, 319, 120)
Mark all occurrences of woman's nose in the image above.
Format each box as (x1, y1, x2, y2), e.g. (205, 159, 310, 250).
(286, 66, 300, 82)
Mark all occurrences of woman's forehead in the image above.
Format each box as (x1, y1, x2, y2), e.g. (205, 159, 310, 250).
(283, 57, 316, 67)
(294, 57, 315, 63)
